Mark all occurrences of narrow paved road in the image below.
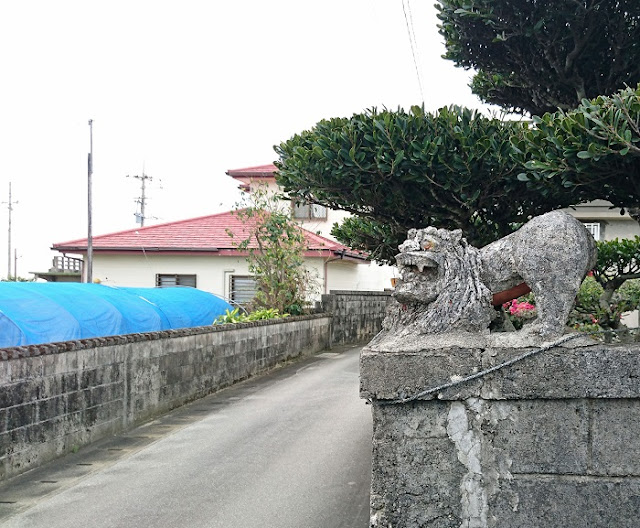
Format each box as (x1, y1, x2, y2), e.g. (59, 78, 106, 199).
(0, 344, 372, 528)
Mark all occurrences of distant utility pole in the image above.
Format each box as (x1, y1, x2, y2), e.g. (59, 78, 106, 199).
(127, 171, 153, 226)
(87, 119, 94, 284)
(3, 182, 18, 280)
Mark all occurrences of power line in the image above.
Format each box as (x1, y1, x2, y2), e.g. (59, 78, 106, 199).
(402, 0, 425, 104)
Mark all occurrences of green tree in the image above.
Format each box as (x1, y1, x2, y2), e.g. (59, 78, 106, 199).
(275, 105, 575, 263)
(591, 237, 640, 328)
(436, 0, 640, 116)
(570, 238, 640, 332)
(227, 186, 314, 315)
(513, 85, 640, 217)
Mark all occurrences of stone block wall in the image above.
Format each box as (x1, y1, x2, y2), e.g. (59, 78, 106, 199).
(0, 315, 331, 481)
(361, 341, 640, 527)
(321, 290, 392, 345)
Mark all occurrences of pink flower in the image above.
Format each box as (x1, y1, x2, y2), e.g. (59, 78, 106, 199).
(507, 299, 535, 316)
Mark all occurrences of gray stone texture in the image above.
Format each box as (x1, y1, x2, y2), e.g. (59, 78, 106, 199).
(386, 211, 597, 339)
(479, 211, 597, 337)
(0, 316, 333, 481)
(362, 342, 640, 527)
(321, 290, 392, 345)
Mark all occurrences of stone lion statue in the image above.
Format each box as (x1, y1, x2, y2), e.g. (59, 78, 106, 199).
(385, 211, 597, 338)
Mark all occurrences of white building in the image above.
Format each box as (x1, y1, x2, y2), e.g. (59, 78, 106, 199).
(49, 164, 396, 303)
(564, 200, 640, 241)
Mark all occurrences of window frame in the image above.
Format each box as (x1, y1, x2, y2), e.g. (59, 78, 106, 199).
(229, 274, 257, 305)
(155, 274, 197, 288)
(293, 201, 328, 220)
(583, 222, 601, 241)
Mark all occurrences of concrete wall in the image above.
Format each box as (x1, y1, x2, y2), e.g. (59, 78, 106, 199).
(321, 290, 392, 345)
(361, 341, 640, 528)
(0, 290, 389, 481)
(0, 315, 330, 481)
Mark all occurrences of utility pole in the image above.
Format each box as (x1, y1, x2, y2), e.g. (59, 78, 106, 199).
(87, 119, 93, 284)
(127, 171, 153, 226)
(3, 182, 18, 280)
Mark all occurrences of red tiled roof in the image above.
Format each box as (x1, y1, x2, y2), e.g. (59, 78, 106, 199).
(52, 210, 366, 261)
(226, 164, 277, 179)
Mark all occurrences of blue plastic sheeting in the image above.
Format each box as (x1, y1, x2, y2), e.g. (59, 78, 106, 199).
(0, 283, 233, 348)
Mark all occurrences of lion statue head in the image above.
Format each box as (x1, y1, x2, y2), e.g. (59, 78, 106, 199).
(385, 226, 494, 335)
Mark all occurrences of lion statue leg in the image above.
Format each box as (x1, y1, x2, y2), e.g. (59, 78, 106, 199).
(502, 211, 598, 338)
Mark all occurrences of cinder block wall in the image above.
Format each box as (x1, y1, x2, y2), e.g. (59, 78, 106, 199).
(0, 315, 331, 481)
(321, 290, 392, 345)
(361, 342, 640, 528)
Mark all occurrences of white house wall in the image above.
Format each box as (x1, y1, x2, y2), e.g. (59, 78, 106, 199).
(92, 254, 250, 299)
(325, 260, 395, 293)
(298, 208, 351, 240)
(598, 219, 639, 240)
(90, 253, 393, 303)
(566, 201, 640, 240)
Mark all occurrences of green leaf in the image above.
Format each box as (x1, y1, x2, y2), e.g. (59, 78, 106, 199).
(524, 160, 548, 169)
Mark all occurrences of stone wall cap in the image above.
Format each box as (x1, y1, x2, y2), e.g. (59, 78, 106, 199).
(360, 340, 640, 401)
(367, 330, 596, 352)
(0, 313, 333, 359)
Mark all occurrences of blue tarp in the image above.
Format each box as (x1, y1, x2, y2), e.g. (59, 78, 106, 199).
(0, 283, 233, 348)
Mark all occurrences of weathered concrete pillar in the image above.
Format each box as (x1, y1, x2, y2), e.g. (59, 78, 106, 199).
(360, 339, 640, 528)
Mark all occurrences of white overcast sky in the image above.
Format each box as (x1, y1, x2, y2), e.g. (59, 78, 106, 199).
(0, 0, 494, 279)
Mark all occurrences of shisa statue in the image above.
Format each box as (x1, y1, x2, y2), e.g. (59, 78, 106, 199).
(385, 210, 597, 339)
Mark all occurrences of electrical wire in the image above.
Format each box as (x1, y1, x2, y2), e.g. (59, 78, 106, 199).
(402, 0, 425, 104)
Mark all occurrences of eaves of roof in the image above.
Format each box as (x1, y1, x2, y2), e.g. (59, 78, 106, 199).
(52, 209, 369, 262)
(226, 163, 277, 179)
(53, 246, 220, 253)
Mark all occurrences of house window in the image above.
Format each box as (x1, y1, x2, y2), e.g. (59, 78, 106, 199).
(156, 274, 197, 288)
(230, 275, 257, 305)
(583, 222, 601, 241)
(293, 201, 327, 220)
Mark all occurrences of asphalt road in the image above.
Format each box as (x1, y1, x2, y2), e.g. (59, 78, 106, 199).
(0, 344, 372, 528)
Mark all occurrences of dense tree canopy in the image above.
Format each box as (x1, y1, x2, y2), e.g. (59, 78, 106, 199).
(275, 4, 640, 265)
(513, 85, 640, 215)
(436, 0, 640, 115)
(275, 106, 575, 263)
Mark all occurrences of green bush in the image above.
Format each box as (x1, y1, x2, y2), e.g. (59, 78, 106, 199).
(568, 276, 606, 328)
(214, 308, 246, 324)
(569, 276, 640, 339)
(213, 307, 289, 325)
